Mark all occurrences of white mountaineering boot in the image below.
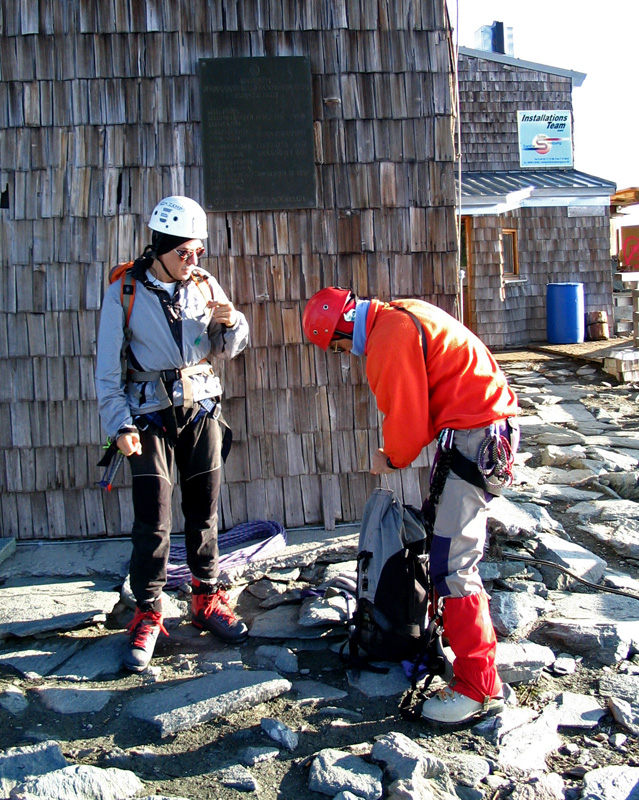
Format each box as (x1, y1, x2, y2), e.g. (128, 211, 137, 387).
(421, 685, 504, 724)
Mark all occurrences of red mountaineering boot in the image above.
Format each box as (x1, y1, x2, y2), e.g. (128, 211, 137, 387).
(191, 580, 248, 643)
(124, 607, 169, 673)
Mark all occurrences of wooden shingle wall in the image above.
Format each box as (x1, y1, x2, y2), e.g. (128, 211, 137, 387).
(0, 0, 457, 540)
(458, 54, 574, 172)
(459, 53, 612, 349)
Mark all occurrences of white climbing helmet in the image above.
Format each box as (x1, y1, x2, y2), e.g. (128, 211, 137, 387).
(148, 196, 208, 239)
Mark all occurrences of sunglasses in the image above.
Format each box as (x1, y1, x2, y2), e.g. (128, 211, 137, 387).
(174, 247, 205, 262)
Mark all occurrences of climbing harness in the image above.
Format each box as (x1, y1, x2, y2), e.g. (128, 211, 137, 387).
(127, 362, 216, 411)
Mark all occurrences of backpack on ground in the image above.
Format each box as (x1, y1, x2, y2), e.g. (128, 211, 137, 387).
(345, 487, 442, 664)
(342, 485, 452, 719)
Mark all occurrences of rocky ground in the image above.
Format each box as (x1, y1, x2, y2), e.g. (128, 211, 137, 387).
(0, 348, 638, 800)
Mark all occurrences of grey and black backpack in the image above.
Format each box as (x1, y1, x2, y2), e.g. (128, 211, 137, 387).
(347, 487, 433, 664)
(343, 485, 451, 718)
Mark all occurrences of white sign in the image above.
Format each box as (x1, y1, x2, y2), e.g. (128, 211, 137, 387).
(517, 110, 573, 168)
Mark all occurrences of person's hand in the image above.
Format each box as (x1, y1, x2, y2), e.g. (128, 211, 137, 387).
(209, 301, 238, 328)
(370, 448, 396, 475)
(116, 431, 142, 457)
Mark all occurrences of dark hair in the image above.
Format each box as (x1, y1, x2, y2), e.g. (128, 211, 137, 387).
(151, 231, 191, 257)
(130, 245, 155, 279)
(130, 232, 193, 279)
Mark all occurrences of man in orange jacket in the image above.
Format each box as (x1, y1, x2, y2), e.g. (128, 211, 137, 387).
(303, 288, 520, 724)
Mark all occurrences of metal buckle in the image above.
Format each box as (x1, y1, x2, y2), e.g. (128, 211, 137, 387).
(161, 368, 180, 382)
(438, 428, 454, 452)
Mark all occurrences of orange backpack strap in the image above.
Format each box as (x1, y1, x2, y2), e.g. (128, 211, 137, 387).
(109, 261, 136, 332)
(120, 270, 136, 333)
(109, 262, 136, 379)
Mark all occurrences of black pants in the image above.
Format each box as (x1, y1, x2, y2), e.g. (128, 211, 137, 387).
(128, 407, 222, 611)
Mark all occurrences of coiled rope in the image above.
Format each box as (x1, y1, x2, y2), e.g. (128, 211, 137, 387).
(166, 520, 287, 589)
(477, 426, 514, 489)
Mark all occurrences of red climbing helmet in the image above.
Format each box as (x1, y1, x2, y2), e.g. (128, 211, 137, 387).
(302, 287, 357, 350)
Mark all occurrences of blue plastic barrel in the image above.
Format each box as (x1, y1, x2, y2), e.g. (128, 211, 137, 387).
(546, 283, 585, 344)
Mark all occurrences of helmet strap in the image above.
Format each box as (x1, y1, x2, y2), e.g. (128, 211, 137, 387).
(154, 254, 178, 283)
(332, 293, 357, 340)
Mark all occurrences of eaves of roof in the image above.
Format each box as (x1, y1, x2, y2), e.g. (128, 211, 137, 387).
(457, 169, 617, 215)
(458, 46, 587, 87)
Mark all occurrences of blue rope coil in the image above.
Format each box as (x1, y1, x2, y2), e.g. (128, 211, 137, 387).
(166, 520, 287, 589)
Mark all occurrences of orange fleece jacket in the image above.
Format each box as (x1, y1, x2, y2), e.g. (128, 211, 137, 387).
(364, 299, 519, 468)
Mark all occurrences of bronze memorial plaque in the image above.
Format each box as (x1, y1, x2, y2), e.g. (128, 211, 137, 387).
(200, 56, 316, 212)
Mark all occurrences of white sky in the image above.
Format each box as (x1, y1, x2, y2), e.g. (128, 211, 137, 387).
(447, 0, 639, 214)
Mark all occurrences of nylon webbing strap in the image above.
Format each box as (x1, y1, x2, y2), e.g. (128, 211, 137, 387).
(449, 446, 503, 497)
(449, 447, 492, 492)
(127, 363, 214, 383)
(395, 307, 427, 362)
(182, 372, 194, 408)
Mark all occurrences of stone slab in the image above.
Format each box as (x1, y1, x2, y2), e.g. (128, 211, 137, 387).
(545, 591, 639, 624)
(0, 540, 131, 580)
(0, 579, 120, 639)
(534, 402, 599, 426)
(34, 686, 114, 714)
(292, 679, 349, 704)
(488, 497, 563, 538)
(532, 530, 607, 588)
(598, 673, 639, 705)
(224, 527, 360, 585)
(309, 748, 383, 800)
(551, 691, 606, 728)
(0, 638, 84, 679)
(0, 741, 68, 796)
(581, 766, 639, 800)
(495, 641, 556, 684)
(537, 485, 603, 502)
(48, 633, 130, 681)
(249, 603, 339, 640)
(347, 663, 411, 698)
(12, 764, 144, 800)
(530, 427, 588, 446)
(539, 591, 639, 664)
(497, 707, 562, 776)
(126, 669, 292, 737)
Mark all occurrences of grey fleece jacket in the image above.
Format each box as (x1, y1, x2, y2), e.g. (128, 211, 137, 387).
(95, 265, 249, 439)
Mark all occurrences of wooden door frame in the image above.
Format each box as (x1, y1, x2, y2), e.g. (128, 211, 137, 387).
(461, 215, 475, 331)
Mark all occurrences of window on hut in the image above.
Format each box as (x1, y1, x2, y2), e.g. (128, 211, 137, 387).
(501, 229, 519, 277)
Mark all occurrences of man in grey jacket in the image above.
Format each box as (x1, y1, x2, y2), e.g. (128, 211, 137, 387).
(95, 196, 250, 672)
